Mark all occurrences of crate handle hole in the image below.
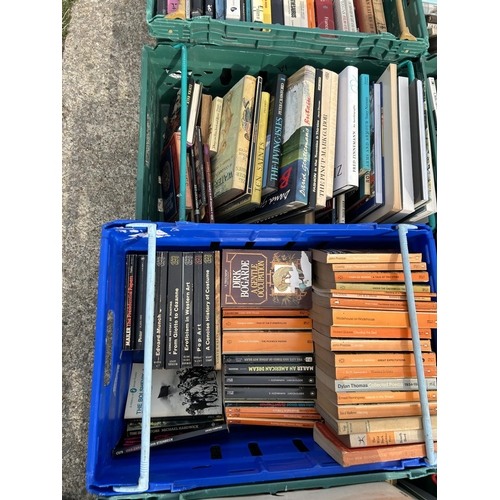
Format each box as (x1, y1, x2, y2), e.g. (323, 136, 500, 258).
(292, 439, 309, 452)
(248, 442, 262, 456)
(219, 68, 233, 87)
(210, 445, 223, 459)
(104, 310, 114, 386)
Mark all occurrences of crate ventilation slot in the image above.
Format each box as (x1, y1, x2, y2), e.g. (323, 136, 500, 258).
(248, 442, 263, 456)
(210, 445, 223, 460)
(292, 439, 309, 452)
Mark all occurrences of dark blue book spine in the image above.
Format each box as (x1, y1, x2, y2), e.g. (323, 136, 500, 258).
(215, 0, 225, 18)
(271, 0, 284, 24)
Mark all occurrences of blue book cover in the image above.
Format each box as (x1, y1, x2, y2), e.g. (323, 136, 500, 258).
(215, 0, 225, 18)
(358, 73, 371, 177)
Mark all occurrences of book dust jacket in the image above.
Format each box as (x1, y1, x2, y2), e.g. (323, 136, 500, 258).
(222, 249, 312, 308)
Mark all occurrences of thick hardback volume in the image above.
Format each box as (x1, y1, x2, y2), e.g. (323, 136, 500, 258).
(239, 66, 315, 222)
(214, 77, 264, 221)
(353, 0, 376, 33)
(315, 0, 335, 28)
(271, 0, 284, 23)
(134, 254, 147, 350)
(225, 0, 242, 20)
(165, 251, 182, 368)
(357, 74, 371, 176)
(333, 65, 359, 197)
(333, 0, 348, 30)
(262, 73, 286, 197)
(221, 249, 313, 308)
(222, 316, 312, 330)
(202, 144, 216, 223)
(159, 144, 178, 222)
(311, 249, 423, 264)
(211, 75, 257, 207)
(316, 403, 438, 435)
(313, 421, 436, 467)
(192, 252, 204, 366)
(123, 253, 137, 351)
(223, 353, 314, 363)
(208, 96, 223, 158)
(322, 374, 438, 393)
(371, 0, 387, 32)
(224, 362, 315, 374)
(181, 252, 194, 368)
(214, 251, 222, 370)
(225, 386, 317, 400)
(202, 251, 215, 367)
(153, 251, 168, 369)
(336, 427, 436, 448)
(310, 303, 437, 328)
(362, 63, 402, 222)
(312, 330, 433, 352)
(224, 374, 316, 385)
(222, 330, 314, 353)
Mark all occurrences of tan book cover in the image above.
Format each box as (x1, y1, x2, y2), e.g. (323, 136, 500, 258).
(227, 416, 317, 428)
(223, 316, 312, 330)
(313, 277, 431, 293)
(199, 93, 213, 145)
(311, 320, 432, 339)
(337, 426, 437, 448)
(319, 351, 436, 367)
(208, 96, 223, 157)
(314, 270, 429, 283)
(313, 260, 427, 272)
(222, 308, 310, 317)
(222, 330, 313, 353)
(353, 0, 377, 33)
(311, 248, 422, 264)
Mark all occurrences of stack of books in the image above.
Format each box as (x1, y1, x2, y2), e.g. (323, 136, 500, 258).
(220, 248, 321, 428)
(308, 248, 438, 467)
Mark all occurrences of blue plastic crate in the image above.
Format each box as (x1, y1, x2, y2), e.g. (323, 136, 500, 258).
(86, 221, 437, 497)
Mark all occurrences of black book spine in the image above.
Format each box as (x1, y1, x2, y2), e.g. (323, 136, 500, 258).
(192, 252, 204, 367)
(202, 251, 215, 366)
(134, 254, 147, 350)
(191, 0, 204, 16)
(224, 374, 316, 386)
(223, 354, 315, 363)
(189, 147, 201, 223)
(123, 253, 137, 351)
(223, 363, 316, 374)
(263, 73, 286, 197)
(224, 386, 317, 400)
(165, 252, 182, 368)
(156, 0, 168, 15)
(308, 69, 322, 211)
(271, 0, 284, 24)
(152, 251, 168, 369)
(204, 0, 215, 17)
(195, 126, 207, 207)
(181, 252, 194, 368)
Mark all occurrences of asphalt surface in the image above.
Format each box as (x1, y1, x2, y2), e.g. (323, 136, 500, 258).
(62, 1, 154, 498)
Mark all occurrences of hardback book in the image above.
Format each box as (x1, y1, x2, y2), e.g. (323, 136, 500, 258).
(211, 74, 257, 207)
(124, 363, 224, 420)
(153, 251, 168, 369)
(361, 63, 402, 222)
(133, 254, 147, 350)
(222, 308, 310, 317)
(312, 329, 433, 352)
(312, 270, 430, 284)
(271, 0, 284, 24)
(221, 249, 313, 309)
(353, 0, 376, 32)
(314, 0, 334, 28)
(198, 93, 213, 146)
(313, 422, 436, 466)
(322, 69, 339, 201)
(316, 402, 438, 435)
(239, 66, 316, 223)
(224, 363, 315, 375)
(262, 73, 286, 197)
(123, 253, 137, 351)
(222, 316, 312, 330)
(202, 143, 216, 223)
(194, 126, 207, 210)
(181, 252, 194, 368)
(310, 321, 432, 340)
(333, 0, 348, 30)
(357, 74, 371, 176)
(186, 78, 203, 147)
(283, 0, 308, 26)
(188, 146, 201, 222)
(345, 0, 357, 31)
(333, 65, 359, 197)
(165, 0, 186, 18)
(224, 400, 315, 408)
(308, 70, 323, 211)
(223, 353, 314, 363)
(192, 252, 204, 366)
(310, 303, 437, 328)
(202, 251, 215, 366)
(159, 144, 179, 222)
(311, 248, 423, 264)
(371, 0, 387, 32)
(165, 251, 182, 369)
(226, 0, 242, 19)
(222, 330, 314, 353)
(225, 416, 317, 428)
(224, 385, 317, 400)
(214, 78, 265, 221)
(345, 170, 377, 216)
(409, 78, 429, 209)
(224, 374, 316, 386)
(208, 96, 223, 158)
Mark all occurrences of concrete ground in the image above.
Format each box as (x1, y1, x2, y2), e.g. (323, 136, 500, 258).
(62, 0, 153, 498)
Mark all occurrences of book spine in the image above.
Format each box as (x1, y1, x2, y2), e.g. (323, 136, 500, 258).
(329, 364, 438, 379)
(208, 96, 223, 158)
(224, 386, 317, 400)
(358, 74, 371, 176)
(157, 0, 168, 14)
(134, 254, 147, 350)
(333, 0, 348, 30)
(327, 308, 437, 328)
(160, 144, 178, 222)
(226, 0, 241, 19)
(202, 144, 216, 223)
(328, 271, 429, 282)
(224, 405, 318, 414)
(165, 0, 187, 19)
(311, 323, 432, 339)
(225, 417, 316, 428)
(314, 0, 335, 28)
(224, 374, 316, 385)
(191, 0, 204, 15)
(189, 146, 201, 223)
(306, 0, 315, 26)
(215, 0, 225, 18)
(252, 90, 270, 205)
(371, 0, 387, 32)
(331, 401, 438, 419)
(222, 317, 313, 330)
(153, 251, 168, 369)
(123, 253, 137, 351)
(214, 251, 222, 370)
(252, 0, 264, 21)
(333, 388, 438, 405)
(223, 353, 315, 363)
(165, 251, 182, 368)
(202, 251, 215, 367)
(309, 69, 323, 210)
(271, 0, 284, 23)
(224, 363, 315, 374)
(194, 126, 207, 208)
(330, 352, 436, 367)
(353, 0, 376, 33)
(192, 252, 204, 367)
(331, 377, 438, 392)
(345, 0, 357, 31)
(225, 409, 321, 419)
(222, 308, 310, 317)
(222, 331, 314, 353)
(224, 400, 316, 407)
(342, 427, 436, 448)
(205, 0, 216, 16)
(181, 252, 194, 368)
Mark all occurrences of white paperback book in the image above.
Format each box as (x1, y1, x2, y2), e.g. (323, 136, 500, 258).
(383, 76, 414, 223)
(345, 0, 358, 31)
(283, 0, 307, 26)
(333, 0, 349, 31)
(225, 0, 241, 20)
(332, 65, 359, 197)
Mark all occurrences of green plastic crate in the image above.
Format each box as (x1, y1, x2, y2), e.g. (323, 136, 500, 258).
(145, 0, 429, 62)
(136, 43, 420, 221)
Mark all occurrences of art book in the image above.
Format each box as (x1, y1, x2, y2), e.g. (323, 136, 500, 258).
(221, 249, 313, 309)
(124, 363, 223, 420)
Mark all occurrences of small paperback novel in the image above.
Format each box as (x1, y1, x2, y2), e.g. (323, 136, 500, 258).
(221, 249, 313, 308)
(124, 363, 224, 420)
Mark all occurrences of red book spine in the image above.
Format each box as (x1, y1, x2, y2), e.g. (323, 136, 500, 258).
(315, 0, 335, 29)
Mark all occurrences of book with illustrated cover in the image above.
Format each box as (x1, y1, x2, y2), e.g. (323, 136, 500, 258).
(202, 251, 215, 366)
(124, 363, 224, 420)
(123, 253, 137, 351)
(239, 66, 315, 223)
(165, 251, 182, 369)
(153, 251, 168, 369)
(221, 249, 313, 308)
(181, 252, 194, 368)
(211, 74, 257, 207)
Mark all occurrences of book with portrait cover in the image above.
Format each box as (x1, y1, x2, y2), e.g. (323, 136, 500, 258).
(221, 249, 313, 308)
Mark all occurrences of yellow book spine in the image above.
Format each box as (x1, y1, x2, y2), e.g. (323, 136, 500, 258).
(250, 92, 270, 204)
